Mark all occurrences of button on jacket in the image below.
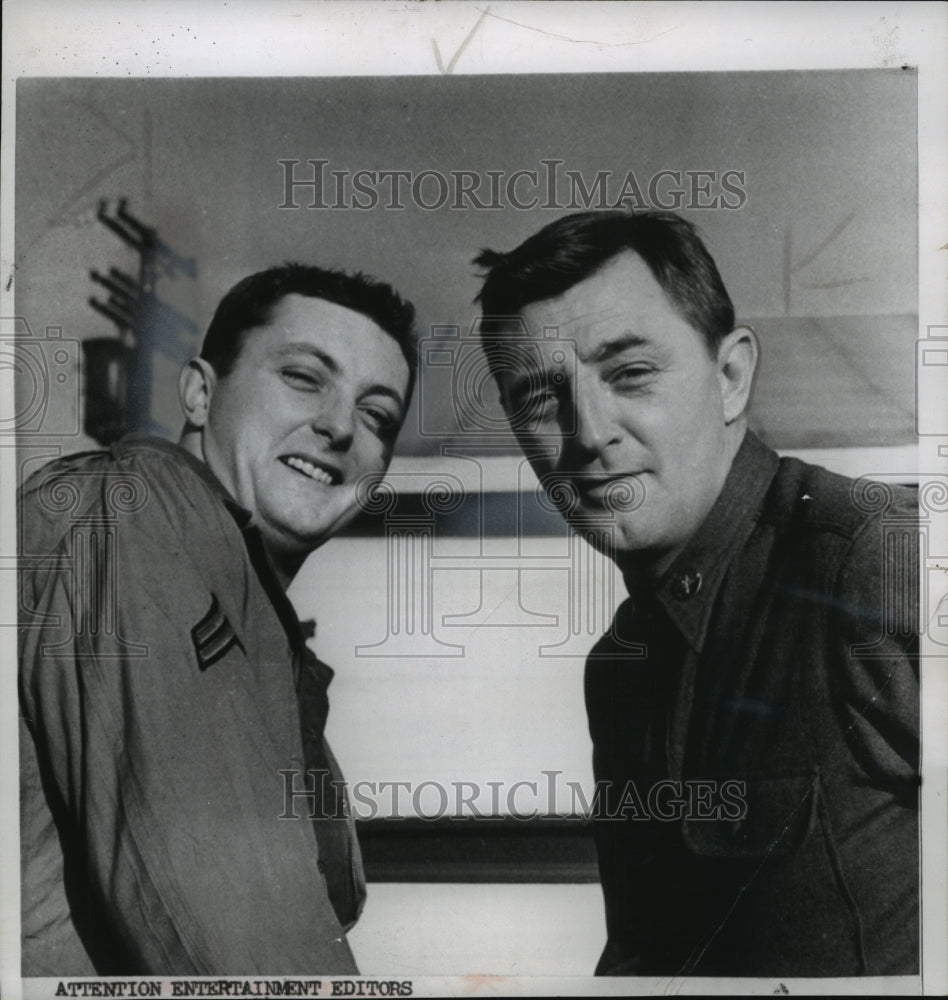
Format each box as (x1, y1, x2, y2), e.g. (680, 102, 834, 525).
(19, 437, 366, 975)
(586, 432, 919, 977)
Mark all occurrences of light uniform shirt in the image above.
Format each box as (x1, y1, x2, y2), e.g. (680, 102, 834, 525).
(19, 436, 365, 976)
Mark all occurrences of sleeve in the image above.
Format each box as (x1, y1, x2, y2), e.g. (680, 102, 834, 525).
(584, 651, 655, 976)
(820, 492, 920, 973)
(828, 505, 920, 792)
(19, 477, 358, 975)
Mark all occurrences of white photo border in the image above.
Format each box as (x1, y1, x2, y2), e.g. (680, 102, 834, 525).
(2, 2, 945, 996)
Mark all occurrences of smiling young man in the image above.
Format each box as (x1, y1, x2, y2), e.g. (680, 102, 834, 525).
(474, 211, 920, 977)
(19, 264, 415, 975)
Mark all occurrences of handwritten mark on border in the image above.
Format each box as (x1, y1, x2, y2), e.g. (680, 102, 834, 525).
(432, 6, 490, 75)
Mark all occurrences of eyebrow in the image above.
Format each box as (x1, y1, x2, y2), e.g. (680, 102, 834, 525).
(504, 330, 658, 398)
(274, 342, 339, 372)
(580, 332, 652, 365)
(273, 342, 406, 412)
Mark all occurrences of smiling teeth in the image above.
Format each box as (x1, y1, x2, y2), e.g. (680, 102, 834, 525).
(285, 456, 334, 484)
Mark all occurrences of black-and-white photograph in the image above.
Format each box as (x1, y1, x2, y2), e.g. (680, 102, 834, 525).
(2, 2, 945, 997)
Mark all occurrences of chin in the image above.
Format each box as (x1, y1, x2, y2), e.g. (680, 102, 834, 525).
(608, 522, 672, 562)
(295, 514, 359, 549)
(258, 513, 330, 554)
(289, 524, 336, 550)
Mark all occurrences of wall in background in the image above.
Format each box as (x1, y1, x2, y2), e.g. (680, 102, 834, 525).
(14, 66, 921, 807)
(14, 70, 918, 459)
(12, 68, 921, 977)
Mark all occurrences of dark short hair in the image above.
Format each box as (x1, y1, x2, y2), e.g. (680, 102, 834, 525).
(200, 262, 418, 394)
(473, 210, 735, 362)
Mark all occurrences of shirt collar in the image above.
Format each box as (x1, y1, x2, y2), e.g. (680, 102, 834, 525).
(635, 431, 779, 652)
(112, 434, 254, 528)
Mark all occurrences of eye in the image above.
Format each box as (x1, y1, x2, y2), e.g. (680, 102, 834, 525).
(609, 363, 655, 388)
(281, 367, 324, 391)
(508, 386, 561, 429)
(524, 388, 559, 415)
(360, 403, 400, 437)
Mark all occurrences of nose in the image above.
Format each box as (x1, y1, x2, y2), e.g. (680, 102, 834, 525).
(567, 380, 618, 463)
(311, 393, 355, 450)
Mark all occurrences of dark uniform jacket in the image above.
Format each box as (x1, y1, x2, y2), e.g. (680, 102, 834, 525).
(19, 437, 366, 975)
(586, 431, 919, 977)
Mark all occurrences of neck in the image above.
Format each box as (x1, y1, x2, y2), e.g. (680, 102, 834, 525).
(615, 548, 675, 591)
(268, 548, 304, 590)
(178, 424, 205, 464)
(177, 424, 300, 591)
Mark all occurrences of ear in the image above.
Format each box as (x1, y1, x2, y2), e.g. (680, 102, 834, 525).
(178, 358, 217, 429)
(716, 326, 760, 424)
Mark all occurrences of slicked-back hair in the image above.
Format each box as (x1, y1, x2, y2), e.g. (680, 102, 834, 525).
(200, 262, 418, 396)
(473, 210, 735, 366)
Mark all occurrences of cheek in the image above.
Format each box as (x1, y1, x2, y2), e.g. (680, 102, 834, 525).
(667, 372, 723, 429)
(355, 435, 393, 474)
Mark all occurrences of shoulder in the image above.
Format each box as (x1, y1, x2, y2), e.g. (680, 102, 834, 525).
(759, 455, 917, 544)
(19, 437, 238, 554)
(755, 457, 918, 634)
(747, 456, 918, 621)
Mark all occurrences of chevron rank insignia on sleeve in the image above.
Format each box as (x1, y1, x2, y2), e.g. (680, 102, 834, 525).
(191, 594, 240, 670)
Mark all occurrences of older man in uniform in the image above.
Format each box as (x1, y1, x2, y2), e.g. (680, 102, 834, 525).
(474, 211, 919, 977)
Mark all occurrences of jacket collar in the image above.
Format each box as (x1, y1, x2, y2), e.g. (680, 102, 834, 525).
(632, 430, 780, 653)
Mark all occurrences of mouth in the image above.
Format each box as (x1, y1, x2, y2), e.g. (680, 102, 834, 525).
(279, 454, 343, 486)
(546, 472, 646, 513)
(562, 471, 641, 495)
